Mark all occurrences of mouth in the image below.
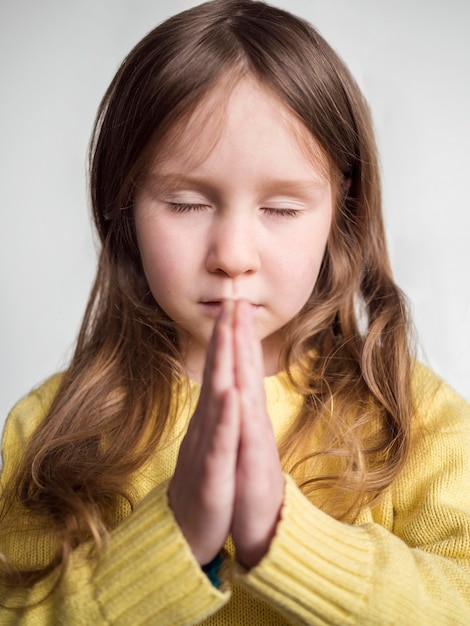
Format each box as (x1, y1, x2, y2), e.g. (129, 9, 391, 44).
(200, 300, 260, 316)
(200, 301, 224, 315)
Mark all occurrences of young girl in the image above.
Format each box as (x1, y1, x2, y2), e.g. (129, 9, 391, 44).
(1, 0, 469, 623)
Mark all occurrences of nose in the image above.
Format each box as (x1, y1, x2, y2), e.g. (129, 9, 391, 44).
(205, 211, 260, 277)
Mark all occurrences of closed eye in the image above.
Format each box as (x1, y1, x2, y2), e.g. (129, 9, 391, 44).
(169, 202, 209, 213)
(261, 207, 301, 218)
(168, 203, 301, 217)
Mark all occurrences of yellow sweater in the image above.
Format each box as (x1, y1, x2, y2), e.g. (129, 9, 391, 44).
(0, 364, 469, 624)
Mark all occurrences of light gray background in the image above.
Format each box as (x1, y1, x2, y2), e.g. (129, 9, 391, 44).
(1, 0, 469, 435)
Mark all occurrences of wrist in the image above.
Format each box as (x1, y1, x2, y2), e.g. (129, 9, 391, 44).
(202, 553, 223, 588)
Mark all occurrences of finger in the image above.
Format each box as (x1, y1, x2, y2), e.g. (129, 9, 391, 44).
(234, 299, 265, 413)
(234, 299, 279, 471)
(230, 301, 285, 568)
(200, 299, 235, 406)
(212, 299, 235, 393)
(169, 386, 240, 564)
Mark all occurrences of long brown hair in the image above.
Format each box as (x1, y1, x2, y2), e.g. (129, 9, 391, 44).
(1, 0, 413, 586)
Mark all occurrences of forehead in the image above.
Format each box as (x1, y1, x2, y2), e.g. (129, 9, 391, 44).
(144, 75, 331, 183)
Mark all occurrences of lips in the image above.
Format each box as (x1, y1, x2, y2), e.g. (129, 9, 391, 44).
(200, 301, 224, 317)
(200, 299, 260, 315)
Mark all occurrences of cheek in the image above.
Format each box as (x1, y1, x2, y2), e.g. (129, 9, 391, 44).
(136, 223, 181, 292)
(289, 254, 323, 303)
(274, 230, 328, 291)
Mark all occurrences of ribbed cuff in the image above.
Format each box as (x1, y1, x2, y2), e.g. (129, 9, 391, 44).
(93, 479, 230, 625)
(236, 475, 373, 624)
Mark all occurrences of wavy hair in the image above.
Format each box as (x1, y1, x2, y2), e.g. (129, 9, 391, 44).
(1, 0, 413, 586)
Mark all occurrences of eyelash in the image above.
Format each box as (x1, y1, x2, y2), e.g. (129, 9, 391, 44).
(169, 203, 208, 213)
(169, 203, 300, 218)
(262, 207, 300, 218)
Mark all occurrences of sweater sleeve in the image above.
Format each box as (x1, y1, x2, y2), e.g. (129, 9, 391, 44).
(237, 368, 470, 625)
(0, 382, 230, 625)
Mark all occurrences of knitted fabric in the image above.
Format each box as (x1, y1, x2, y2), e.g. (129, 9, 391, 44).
(1, 364, 469, 624)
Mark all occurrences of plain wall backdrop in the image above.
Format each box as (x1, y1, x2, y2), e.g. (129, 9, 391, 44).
(1, 0, 469, 438)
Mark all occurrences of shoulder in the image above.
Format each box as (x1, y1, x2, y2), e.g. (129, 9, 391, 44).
(391, 363, 470, 553)
(411, 361, 470, 433)
(405, 362, 470, 485)
(1, 374, 63, 471)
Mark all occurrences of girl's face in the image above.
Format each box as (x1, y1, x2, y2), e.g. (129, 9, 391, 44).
(134, 77, 333, 380)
